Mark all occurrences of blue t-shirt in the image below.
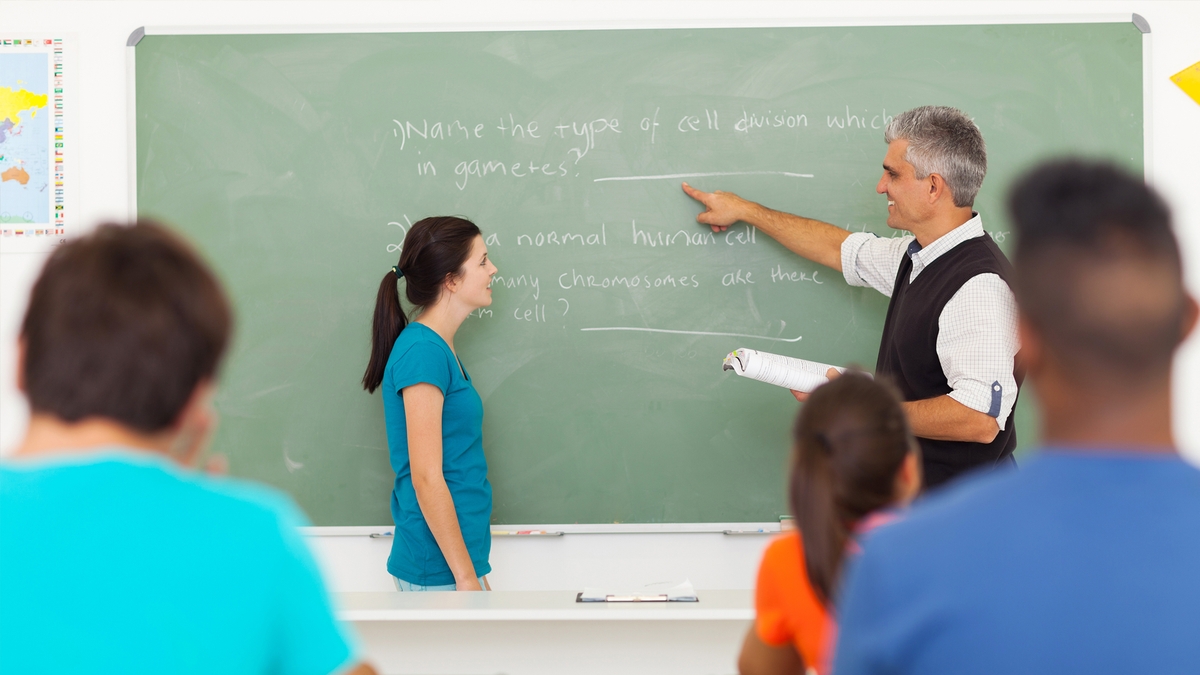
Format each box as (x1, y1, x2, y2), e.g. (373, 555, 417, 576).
(0, 450, 356, 675)
(382, 321, 492, 585)
(834, 449, 1200, 675)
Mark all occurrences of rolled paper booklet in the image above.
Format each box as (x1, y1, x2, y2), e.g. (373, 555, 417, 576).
(722, 348, 848, 393)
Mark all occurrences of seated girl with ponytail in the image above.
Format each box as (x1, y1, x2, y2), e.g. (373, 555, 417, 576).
(362, 216, 498, 591)
(739, 374, 921, 675)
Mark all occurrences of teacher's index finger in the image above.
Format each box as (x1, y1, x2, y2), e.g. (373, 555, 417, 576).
(681, 181, 710, 203)
(682, 182, 726, 231)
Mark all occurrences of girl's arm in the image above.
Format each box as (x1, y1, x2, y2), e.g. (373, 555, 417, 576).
(403, 382, 482, 591)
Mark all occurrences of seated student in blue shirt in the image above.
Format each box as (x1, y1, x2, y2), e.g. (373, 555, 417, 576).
(362, 217, 498, 591)
(0, 222, 376, 675)
(833, 160, 1200, 675)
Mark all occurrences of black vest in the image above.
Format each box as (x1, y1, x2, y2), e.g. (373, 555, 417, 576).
(875, 234, 1021, 491)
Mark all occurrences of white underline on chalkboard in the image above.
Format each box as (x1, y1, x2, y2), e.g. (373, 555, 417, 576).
(581, 327, 802, 342)
(592, 171, 814, 182)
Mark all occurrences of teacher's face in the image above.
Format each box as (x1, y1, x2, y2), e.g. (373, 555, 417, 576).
(453, 234, 498, 308)
(876, 140, 934, 231)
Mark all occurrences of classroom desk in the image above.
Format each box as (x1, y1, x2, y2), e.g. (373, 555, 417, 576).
(338, 590, 753, 675)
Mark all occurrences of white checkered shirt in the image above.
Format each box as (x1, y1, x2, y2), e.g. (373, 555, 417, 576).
(840, 214, 1019, 429)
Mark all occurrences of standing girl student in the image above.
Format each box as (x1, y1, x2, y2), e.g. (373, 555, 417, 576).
(739, 374, 921, 675)
(362, 216, 497, 591)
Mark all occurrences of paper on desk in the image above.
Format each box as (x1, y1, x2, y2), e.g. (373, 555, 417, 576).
(580, 579, 698, 602)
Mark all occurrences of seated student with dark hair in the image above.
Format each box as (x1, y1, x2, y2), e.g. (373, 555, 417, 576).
(739, 374, 920, 675)
(834, 161, 1200, 675)
(0, 222, 376, 675)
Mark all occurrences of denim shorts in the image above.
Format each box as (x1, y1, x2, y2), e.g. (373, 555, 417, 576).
(393, 576, 489, 591)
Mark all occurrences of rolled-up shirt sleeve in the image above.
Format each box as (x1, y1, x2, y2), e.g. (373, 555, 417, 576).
(937, 273, 1020, 429)
(841, 232, 914, 297)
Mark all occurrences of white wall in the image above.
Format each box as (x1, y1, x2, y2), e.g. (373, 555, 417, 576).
(4, 0, 1200, 593)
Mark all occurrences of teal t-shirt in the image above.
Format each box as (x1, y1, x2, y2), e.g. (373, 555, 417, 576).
(382, 322, 493, 585)
(0, 450, 356, 675)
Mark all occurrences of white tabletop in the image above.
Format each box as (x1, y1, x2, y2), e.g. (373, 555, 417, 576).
(337, 589, 753, 622)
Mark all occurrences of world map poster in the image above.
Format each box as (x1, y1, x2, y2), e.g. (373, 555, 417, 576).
(1, 37, 69, 251)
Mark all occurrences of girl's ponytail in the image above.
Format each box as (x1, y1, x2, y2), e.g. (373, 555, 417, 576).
(361, 270, 406, 393)
(792, 430, 852, 606)
(789, 374, 914, 606)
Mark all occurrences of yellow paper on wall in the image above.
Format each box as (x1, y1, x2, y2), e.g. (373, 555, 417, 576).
(1171, 61, 1200, 105)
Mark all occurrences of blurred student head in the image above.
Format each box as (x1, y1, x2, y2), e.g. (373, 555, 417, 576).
(18, 220, 232, 460)
(7, 221, 379, 675)
(790, 373, 921, 604)
(1008, 160, 1197, 433)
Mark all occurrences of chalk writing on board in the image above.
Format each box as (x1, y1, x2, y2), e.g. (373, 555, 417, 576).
(724, 225, 757, 246)
(392, 118, 485, 150)
(384, 101, 854, 334)
(453, 158, 570, 190)
(735, 109, 808, 132)
(639, 107, 661, 143)
(593, 170, 814, 183)
(516, 223, 606, 247)
(388, 103, 911, 196)
(392, 104, 892, 171)
(512, 305, 549, 322)
(827, 107, 895, 130)
(677, 109, 720, 133)
(581, 326, 803, 343)
(491, 274, 541, 300)
(770, 265, 824, 285)
(556, 118, 622, 164)
(497, 114, 541, 138)
(558, 270, 701, 290)
(385, 216, 412, 253)
(609, 221, 759, 247)
(283, 449, 304, 473)
(631, 222, 718, 248)
(722, 270, 755, 286)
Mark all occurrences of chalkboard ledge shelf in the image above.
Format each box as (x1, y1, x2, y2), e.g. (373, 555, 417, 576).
(304, 523, 783, 536)
(337, 590, 751, 622)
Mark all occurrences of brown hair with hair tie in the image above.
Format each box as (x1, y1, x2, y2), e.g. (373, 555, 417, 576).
(789, 373, 916, 606)
(362, 216, 481, 394)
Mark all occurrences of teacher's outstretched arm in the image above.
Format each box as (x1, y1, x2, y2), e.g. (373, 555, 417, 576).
(682, 182, 850, 272)
(404, 382, 483, 591)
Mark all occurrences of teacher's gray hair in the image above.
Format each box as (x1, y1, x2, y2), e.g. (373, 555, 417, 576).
(884, 106, 987, 207)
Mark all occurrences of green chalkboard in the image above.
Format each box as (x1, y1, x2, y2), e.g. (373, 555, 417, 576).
(134, 23, 1143, 525)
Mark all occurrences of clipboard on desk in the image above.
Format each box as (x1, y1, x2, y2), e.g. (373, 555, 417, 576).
(576, 580, 698, 603)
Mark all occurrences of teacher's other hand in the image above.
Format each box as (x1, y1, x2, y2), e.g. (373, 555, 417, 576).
(682, 182, 751, 232)
(790, 369, 842, 402)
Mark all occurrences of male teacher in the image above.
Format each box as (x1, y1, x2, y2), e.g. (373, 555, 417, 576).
(683, 105, 1019, 490)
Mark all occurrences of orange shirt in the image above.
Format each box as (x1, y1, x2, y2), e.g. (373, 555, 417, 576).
(754, 531, 834, 674)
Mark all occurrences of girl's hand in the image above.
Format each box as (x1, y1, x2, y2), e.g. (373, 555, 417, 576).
(455, 577, 483, 591)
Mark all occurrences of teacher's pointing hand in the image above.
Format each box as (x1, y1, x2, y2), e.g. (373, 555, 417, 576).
(682, 182, 755, 233)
